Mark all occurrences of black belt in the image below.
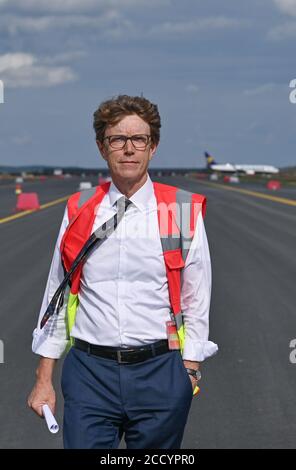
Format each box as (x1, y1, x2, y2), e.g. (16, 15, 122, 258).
(73, 338, 170, 364)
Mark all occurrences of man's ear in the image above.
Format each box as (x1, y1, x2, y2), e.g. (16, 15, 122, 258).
(97, 140, 107, 161)
(149, 143, 158, 161)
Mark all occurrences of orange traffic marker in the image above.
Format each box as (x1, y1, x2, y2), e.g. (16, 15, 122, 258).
(266, 180, 281, 191)
(15, 183, 22, 195)
(16, 193, 40, 211)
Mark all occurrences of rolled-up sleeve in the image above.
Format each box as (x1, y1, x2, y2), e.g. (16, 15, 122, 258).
(181, 212, 218, 362)
(32, 207, 69, 359)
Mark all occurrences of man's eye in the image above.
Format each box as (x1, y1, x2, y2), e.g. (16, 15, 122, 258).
(133, 136, 146, 143)
(111, 136, 125, 143)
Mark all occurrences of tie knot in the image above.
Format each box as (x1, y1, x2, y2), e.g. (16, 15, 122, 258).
(116, 196, 132, 212)
(124, 198, 132, 210)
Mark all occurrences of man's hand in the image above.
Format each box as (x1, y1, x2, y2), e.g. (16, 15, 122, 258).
(183, 360, 200, 392)
(27, 380, 56, 417)
(27, 357, 57, 417)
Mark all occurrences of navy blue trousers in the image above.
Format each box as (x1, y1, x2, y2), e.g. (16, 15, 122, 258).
(61, 346, 193, 449)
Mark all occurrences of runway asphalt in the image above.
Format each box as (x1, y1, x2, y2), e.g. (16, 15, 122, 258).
(0, 177, 81, 218)
(0, 175, 295, 449)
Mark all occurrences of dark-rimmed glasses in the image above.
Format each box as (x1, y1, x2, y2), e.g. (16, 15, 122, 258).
(102, 134, 151, 150)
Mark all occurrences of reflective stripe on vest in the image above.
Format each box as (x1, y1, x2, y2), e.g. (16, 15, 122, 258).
(60, 181, 206, 354)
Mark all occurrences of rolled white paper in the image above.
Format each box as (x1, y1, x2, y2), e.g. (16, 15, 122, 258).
(42, 404, 59, 434)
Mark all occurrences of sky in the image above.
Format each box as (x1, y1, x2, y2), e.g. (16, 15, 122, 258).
(0, 0, 296, 169)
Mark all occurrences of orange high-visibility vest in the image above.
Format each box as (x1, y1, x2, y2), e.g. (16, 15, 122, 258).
(60, 181, 206, 380)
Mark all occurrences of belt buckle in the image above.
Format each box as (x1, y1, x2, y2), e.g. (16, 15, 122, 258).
(117, 350, 122, 363)
(117, 350, 128, 364)
(117, 349, 134, 364)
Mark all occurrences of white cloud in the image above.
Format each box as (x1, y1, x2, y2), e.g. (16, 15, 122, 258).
(186, 84, 199, 94)
(149, 17, 246, 36)
(243, 83, 275, 96)
(267, 21, 296, 39)
(0, 10, 132, 36)
(3, 66, 76, 88)
(0, 53, 35, 73)
(12, 134, 32, 145)
(0, 0, 169, 12)
(268, 1, 296, 40)
(0, 53, 76, 87)
(0, 12, 246, 43)
(0, 13, 245, 38)
(43, 51, 87, 65)
(273, 0, 296, 17)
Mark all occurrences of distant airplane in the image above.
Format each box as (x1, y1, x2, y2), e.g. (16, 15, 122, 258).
(204, 152, 279, 175)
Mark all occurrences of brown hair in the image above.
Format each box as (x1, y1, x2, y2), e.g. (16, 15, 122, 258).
(93, 95, 161, 146)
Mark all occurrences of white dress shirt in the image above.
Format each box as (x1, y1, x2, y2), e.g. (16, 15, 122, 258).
(32, 175, 218, 361)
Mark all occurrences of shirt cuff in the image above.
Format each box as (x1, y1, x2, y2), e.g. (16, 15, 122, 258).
(32, 328, 68, 359)
(182, 339, 218, 362)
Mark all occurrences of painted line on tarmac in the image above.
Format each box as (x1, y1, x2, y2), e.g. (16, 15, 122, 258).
(195, 180, 296, 207)
(0, 195, 70, 225)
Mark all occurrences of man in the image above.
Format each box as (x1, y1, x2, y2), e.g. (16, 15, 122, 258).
(28, 95, 218, 449)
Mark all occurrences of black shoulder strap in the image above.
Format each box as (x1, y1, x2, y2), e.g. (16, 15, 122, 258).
(40, 197, 132, 329)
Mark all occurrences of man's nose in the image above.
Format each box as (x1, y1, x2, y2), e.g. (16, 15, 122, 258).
(123, 138, 134, 154)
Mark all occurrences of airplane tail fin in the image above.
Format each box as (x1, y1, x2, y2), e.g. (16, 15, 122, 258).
(204, 151, 216, 168)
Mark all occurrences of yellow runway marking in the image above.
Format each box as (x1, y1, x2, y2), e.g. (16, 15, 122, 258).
(0, 195, 70, 224)
(195, 180, 296, 207)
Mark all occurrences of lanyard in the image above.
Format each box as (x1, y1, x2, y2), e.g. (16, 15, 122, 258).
(40, 197, 132, 329)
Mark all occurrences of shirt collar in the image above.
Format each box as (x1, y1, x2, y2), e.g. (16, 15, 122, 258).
(108, 174, 154, 213)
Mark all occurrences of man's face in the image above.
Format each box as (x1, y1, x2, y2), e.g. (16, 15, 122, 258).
(97, 114, 157, 184)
